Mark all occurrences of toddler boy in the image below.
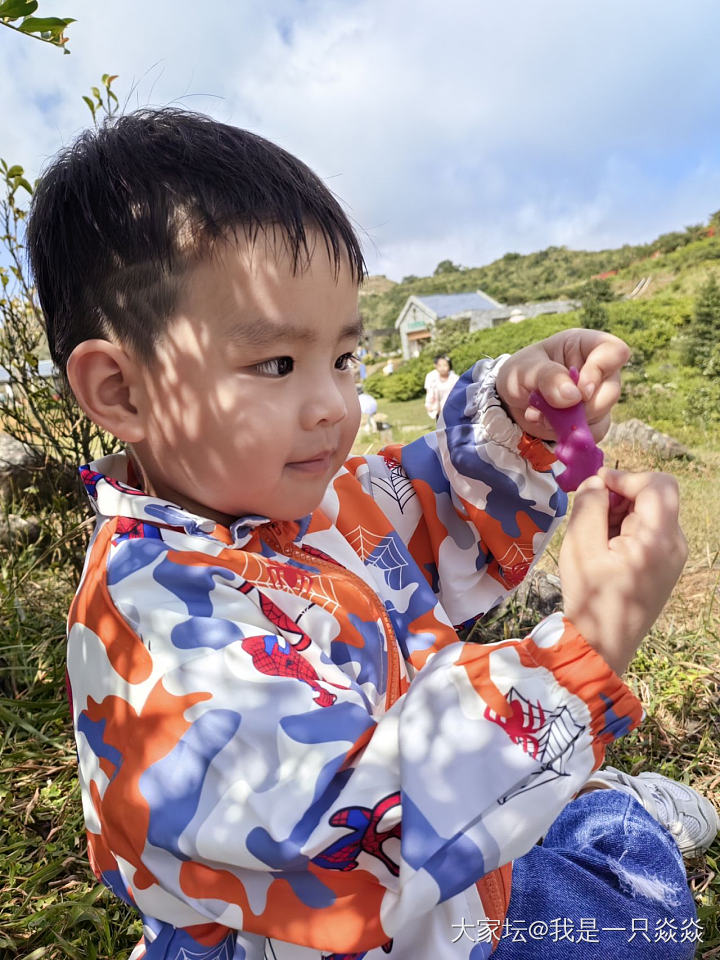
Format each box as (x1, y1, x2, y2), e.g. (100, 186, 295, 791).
(28, 109, 716, 960)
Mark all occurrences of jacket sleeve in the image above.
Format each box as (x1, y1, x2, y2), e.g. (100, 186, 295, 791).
(343, 356, 564, 626)
(68, 536, 642, 953)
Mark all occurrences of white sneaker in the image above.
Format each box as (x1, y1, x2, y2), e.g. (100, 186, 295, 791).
(582, 765, 720, 858)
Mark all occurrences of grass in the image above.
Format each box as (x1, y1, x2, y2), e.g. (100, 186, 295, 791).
(2, 395, 720, 958)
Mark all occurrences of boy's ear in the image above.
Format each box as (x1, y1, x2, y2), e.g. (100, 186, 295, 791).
(66, 339, 147, 443)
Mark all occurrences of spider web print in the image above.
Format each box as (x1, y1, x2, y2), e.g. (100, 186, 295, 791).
(495, 542, 535, 569)
(170, 940, 235, 960)
(346, 526, 409, 590)
(495, 541, 535, 586)
(371, 463, 417, 514)
(237, 561, 341, 618)
(307, 573, 341, 616)
(488, 687, 585, 804)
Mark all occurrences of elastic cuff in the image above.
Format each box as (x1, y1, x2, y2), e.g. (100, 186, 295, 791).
(466, 355, 524, 451)
(528, 612, 644, 752)
(466, 357, 556, 471)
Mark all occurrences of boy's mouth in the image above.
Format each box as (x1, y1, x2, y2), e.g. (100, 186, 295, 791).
(286, 451, 334, 475)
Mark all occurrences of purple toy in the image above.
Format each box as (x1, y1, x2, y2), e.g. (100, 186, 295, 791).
(529, 367, 604, 493)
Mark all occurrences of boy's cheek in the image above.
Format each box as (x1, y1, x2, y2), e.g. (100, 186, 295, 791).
(340, 401, 362, 455)
(348, 397, 362, 432)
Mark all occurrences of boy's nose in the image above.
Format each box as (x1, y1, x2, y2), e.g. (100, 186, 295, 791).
(300, 377, 348, 428)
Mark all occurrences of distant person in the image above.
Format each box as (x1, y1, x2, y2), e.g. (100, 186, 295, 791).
(424, 353, 459, 420)
(382, 357, 395, 375)
(357, 385, 378, 432)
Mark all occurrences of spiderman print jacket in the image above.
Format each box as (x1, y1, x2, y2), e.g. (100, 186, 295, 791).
(68, 357, 643, 960)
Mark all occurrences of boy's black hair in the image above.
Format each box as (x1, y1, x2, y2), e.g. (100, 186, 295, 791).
(434, 354, 452, 368)
(27, 108, 366, 374)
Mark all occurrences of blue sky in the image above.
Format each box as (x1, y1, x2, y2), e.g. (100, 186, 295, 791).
(2, 0, 720, 280)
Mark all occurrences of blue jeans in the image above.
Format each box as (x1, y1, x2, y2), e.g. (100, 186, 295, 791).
(494, 790, 698, 959)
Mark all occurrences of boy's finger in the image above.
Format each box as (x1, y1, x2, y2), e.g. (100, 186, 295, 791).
(576, 335, 631, 401)
(585, 376, 622, 425)
(566, 475, 609, 553)
(599, 469, 680, 530)
(535, 362, 583, 407)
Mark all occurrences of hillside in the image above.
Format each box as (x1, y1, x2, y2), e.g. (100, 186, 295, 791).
(360, 213, 720, 331)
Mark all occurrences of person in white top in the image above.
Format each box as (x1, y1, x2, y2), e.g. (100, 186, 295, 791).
(424, 354, 459, 420)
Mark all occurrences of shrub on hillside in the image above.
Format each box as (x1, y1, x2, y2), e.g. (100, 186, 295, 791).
(655, 231, 693, 255)
(580, 298, 610, 331)
(577, 278, 616, 302)
(681, 274, 720, 371)
(685, 380, 720, 423)
(607, 298, 687, 366)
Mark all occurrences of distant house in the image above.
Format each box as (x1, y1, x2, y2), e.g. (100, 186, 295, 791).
(467, 299, 581, 332)
(395, 290, 502, 359)
(396, 289, 581, 359)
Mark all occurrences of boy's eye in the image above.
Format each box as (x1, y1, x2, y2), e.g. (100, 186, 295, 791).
(336, 352, 360, 371)
(254, 357, 294, 377)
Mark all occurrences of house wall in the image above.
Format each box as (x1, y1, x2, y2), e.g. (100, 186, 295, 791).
(399, 301, 435, 358)
(469, 309, 495, 332)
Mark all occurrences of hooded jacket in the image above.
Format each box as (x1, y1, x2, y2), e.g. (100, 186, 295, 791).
(67, 357, 642, 960)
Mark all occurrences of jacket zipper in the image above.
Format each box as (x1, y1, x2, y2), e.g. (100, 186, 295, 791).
(264, 529, 403, 710)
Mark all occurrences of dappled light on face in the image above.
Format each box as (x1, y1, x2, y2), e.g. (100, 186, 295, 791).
(130, 232, 362, 524)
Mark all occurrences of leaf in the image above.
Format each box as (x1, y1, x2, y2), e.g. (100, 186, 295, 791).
(6, 164, 23, 178)
(0, 0, 37, 19)
(82, 95, 96, 118)
(17, 177, 32, 194)
(17, 15, 74, 37)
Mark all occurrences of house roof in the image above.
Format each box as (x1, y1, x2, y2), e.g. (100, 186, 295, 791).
(416, 291, 501, 317)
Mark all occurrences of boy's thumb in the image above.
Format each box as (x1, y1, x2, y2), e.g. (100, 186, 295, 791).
(566, 475, 609, 553)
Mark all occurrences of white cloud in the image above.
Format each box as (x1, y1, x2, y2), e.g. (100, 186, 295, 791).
(1, 0, 720, 279)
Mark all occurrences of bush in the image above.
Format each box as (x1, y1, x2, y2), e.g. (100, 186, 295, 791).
(0, 88, 119, 568)
(580, 298, 609, 331)
(607, 297, 688, 367)
(681, 274, 720, 371)
(382, 368, 427, 401)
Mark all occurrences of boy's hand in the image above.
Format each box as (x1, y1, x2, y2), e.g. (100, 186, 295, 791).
(559, 468, 687, 676)
(495, 329, 630, 441)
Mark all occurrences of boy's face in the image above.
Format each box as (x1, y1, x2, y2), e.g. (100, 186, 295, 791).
(131, 233, 362, 525)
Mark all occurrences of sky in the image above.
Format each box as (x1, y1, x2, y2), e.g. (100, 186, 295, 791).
(2, 0, 720, 281)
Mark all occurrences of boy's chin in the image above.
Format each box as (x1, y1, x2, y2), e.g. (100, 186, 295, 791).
(216, 493, 329, 526)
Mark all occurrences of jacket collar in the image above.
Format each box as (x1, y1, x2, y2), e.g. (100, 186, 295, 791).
(79, 453, 309, 549)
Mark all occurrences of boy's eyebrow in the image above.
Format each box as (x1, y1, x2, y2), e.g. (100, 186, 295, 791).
(225, 315, 364, 347)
